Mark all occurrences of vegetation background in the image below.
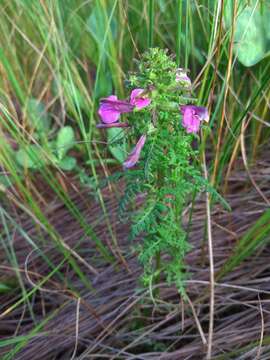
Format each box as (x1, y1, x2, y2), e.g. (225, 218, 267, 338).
(0, 0, 270, 359)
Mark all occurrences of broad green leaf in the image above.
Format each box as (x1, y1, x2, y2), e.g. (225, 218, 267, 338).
(0, 283, 12, 293)
(87, 2, 116, 97)
(158, 0, 166, 12)
(56, 126, 75, 160)
(26, 98, 51, 133)
(87, 2, 117, 49)
(58, 156, 77, 171)
(225, 0, 270, 67)
(16, 145, 46, 169)
(107, 127, 126, 163)
(95, 66, 113, 99)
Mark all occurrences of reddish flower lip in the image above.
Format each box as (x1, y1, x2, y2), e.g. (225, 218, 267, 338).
(99, 98, 135, 113)
(98, 95, 135, 124)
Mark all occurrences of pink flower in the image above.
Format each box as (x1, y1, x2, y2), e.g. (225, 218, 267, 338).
(130, 89, 151, 109)
(123, 135, 146, 169)
(180, 105, 209, 134)
(97, 89, 151, 128)
(176, 68, 191, 88)
(98, 95, 134, 124)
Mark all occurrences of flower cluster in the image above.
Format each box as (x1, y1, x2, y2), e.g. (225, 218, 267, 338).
(97, 88, 151, 169)
(97, 72, 208, 169)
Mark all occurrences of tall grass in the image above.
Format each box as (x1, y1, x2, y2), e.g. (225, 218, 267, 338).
(0, 0, 270, 357)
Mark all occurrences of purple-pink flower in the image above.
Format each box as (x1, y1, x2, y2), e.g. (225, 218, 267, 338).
(97, 89, 151, 128)
(97, 90, 150, 168)
(180, 105, 209, 134)
(123, 134, 146, 169)
(98, 95, 134, 124)
(130, 89, 151, 109)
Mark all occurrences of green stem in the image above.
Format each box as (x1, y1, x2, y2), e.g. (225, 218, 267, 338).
(184, 0, 189, 68)
(148, 0, 154, 48)
(176, 0, 182, 66)
(155, 251, 161, 298)
(154, 167, 164, 298)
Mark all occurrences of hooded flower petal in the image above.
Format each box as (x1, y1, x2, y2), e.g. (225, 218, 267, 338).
(98, 95, 134, 124)
(130, 89, 151, 109)
(180, 105, 209, 133)
(123, 134, 146, 169)
(191, 106, 209, 123)
(176, 68, 191, 87)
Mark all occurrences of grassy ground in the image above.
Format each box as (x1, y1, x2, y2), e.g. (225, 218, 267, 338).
(0, 1, 270, 358)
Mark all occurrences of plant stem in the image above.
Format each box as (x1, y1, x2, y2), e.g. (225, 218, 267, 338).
(203, 150, 215, 360)
(176, 0, 182, 66)
(148, 0, 154, 48)
(154, 168, 163, 298)
(184, 0, 189, 68)
(155, 251, 161, 298)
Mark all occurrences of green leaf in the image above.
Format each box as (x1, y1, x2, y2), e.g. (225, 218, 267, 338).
(58, 156, 77, 171)
(0, 283, 12, 293)
(0, 175, 14, 188)
(87, 3, 117, 48)
(16, 145, 46, 169)
(56, 126, 75, 160)
(26, 98, 51, 133)
(62, 80, 88, 112)
(225, 1, 270, 67)
(107, 127, 126, 163)
(95, 66, 113, 99)
(158, 0, 166, 12)
(86, 3, 116, 97)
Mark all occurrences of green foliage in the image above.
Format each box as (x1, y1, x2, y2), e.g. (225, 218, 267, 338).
(26, 98, 51, 135)
(16, 144, 46, 169)
(104, 48, 218, 295)
(107, 127, 126, 163)
(58, 156, 77, 171)
(87, 1, 118, 51)
(15, 125, 77, 171)
(225, 0, 270, 66)
(56, 126, 75, 160)
(118, 180, 147, 221)
(0, 282, 13, 293)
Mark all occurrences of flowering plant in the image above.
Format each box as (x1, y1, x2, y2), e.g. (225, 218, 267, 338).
(97, 48, 216, 294)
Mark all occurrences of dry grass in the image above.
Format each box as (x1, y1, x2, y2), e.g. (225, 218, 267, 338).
(1, 157, 270, 359)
